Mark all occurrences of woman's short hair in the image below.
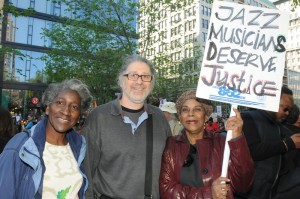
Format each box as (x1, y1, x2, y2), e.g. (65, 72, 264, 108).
(42, 79, 92, 114)
(176, 89, 213, 116)
(117, 54, 155, 91)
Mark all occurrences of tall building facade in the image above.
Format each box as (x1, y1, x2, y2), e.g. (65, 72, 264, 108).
(138, 0, 276, 88)
(273, 0, 300, 106)
(0, 0, 81, 117)
(0, 0, 139, 117)
(274, 0, 300, 72)
(138, 0, 276, 114)
(287, 69, 300, 106)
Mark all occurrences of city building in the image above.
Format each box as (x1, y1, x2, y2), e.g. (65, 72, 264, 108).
(138, 0, 276, 84)
(0, 0, 69, 117)
(138, 0, 277, 115)
(0, 0, 138, 117)
(274, 0, 300, 72)
(287, 69, 300, 106)
(273, 0, 300, 106)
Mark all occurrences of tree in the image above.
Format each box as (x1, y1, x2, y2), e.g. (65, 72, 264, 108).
(41, 0, 200, 104)
(41, 0, 139, 104)
(292, 0, 300, 10)
(1, 0, 206, 105)
(138, 0, 202, 101)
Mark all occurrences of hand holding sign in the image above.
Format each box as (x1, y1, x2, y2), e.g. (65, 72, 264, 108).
(225, 106, 243, 139)
(196, 0, 289, 178)
(196, 1, 289, 112)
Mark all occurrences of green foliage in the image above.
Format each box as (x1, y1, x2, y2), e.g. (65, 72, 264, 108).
(40, 0, 199, 104)
(138, 0, 202, 100)
(2, 0, 204, 104)
(41, 0, 138, 104)
(2, 3, 36, 17)
(0, 47, 30, 81)
(292, 0, 300, 11)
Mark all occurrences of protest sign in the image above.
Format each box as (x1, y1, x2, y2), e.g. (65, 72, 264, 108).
(196, 1, 289, 112)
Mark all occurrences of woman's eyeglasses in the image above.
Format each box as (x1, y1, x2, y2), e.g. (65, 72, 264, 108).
(183, 145, 197, 167)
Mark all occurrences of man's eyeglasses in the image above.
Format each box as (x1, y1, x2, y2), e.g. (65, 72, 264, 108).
(183, 145, 197, 167)
(123, 73, 153, 82)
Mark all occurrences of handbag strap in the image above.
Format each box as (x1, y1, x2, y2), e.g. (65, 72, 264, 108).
(144, 114, 153, 199)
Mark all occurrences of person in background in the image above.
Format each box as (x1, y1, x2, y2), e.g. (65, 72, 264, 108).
(13, 112, 22, 124)
(160, 101, 183, 136)
(81, 54, 172, 199)
(217, 116, 226, 133)
(284, 104, 300, 132)
(24, 114, 35, 129)
(205, 117, 221, 134)
(273, 103, 300, 199)
(147, 95, 160, 107)
(16, 113, 23, 132)
(238, 86, 300, 198)
(0, 107, 14, 153)
(0, 79, 92, 198)
(159, 90, 254, 199)
(218, 121, 226, 133)
(289, 105, 300, 128)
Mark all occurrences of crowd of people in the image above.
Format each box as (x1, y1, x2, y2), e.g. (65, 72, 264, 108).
(0, 54, 299, 198)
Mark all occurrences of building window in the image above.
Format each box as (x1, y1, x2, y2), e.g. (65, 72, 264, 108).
(52, 2, 61, 16)
(202, 19, 208, 29)
(27, 18, 34, 45)
(189, 34, 193, 43)
(30, 0, 35, 8)
(201, 32, 207, 42)
(189, 20, 193, 31)
(25, 59, 32, 82)
(185, 22, 188, 32)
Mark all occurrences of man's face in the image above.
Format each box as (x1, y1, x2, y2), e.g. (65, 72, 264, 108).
(274, 94, 293, 123)
(121, 61, 152, 105)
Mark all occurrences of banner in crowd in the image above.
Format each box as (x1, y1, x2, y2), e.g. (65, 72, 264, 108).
(196, 1, 289, 112)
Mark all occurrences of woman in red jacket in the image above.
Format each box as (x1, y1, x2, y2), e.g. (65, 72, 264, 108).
(159, 90, 254, 199)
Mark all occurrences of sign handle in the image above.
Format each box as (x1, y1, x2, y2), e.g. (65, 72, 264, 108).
(221, 104, 238, 177)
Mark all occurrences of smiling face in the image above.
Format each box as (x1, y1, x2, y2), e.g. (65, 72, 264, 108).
(46, 89, 81, 135)
(120, 61, 152, 108)
(179, 99, 208, 136)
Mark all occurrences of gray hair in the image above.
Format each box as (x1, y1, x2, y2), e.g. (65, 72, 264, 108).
(117, 54, 156, 91)
(42, 79, 92, 114)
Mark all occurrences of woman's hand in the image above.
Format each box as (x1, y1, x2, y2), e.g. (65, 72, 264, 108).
(212, 177, 230, 199)
(225, 108, 243, 139)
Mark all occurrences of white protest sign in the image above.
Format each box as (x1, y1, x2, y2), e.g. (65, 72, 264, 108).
(196, 1, 289, 112)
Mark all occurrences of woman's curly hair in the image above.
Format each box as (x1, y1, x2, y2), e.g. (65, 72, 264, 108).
(42, 79, 92, 115)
